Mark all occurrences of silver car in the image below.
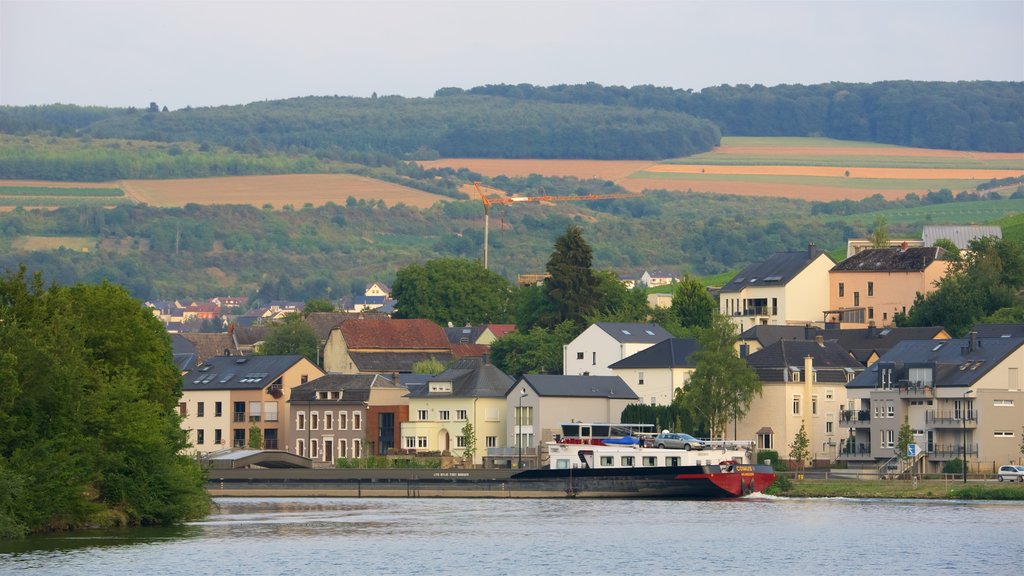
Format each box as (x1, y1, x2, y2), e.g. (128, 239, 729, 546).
(652, 432, 707, 451)
(997, 465, 1024, 482)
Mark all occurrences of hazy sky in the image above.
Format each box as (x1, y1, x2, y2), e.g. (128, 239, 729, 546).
(2, 1, 1022, 110)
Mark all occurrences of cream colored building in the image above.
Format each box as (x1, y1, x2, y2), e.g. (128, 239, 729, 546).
(843, 332, 1024, 474)
(737, 338, 864, 466)
(719, 244, 835, 333)
(609, 338, 699, 406)
(181, 354, 324, 454)
(400, 358, 513, 466)
(828, 246, 950, 328)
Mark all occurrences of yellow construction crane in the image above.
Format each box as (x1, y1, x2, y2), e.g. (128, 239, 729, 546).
(473, 181, 641, 269)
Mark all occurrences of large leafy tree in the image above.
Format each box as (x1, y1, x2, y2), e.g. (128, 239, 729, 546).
(678, 314, 762, 439)
(898, 236, 1024, 336)
(258, 314, 319, 364)
(669, 274, 716, 331)
(0, 267, 209, 536)
(392, 258, 512, 325)
(544, 225, 600, 328)
(490, 321, 578, 377)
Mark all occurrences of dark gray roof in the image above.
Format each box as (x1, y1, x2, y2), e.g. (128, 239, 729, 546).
(738, 325, 948, 365)
(721, 247, 832, 294)
(445, 325, 487, 344)
(171, 333, 198, 371)
(289, 373, 392, 403)
(595, 323, 672, 344)
(738, 325, 810, 346)
(406, 358, 513, 399)
(517, 374, 639, 400)
(832, 246, 945, 272)
(183, 354, 306, 391)
(971, 323, 1024, 339)
(745, 339, 864, 383)
(609, 338, 700, 369)
(348, 351, 454, 373)
(847, 336, 1024, 389)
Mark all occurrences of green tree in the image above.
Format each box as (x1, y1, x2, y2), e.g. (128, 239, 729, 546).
(412, 357, 447, 375)
(789, 423, 810, 472)
(896, 416, 915, 474)
(544, 225, 600, 328)
(669, 274, 716, 330)
(680, 314, 761, 438)
(490, 321, 578, 377)
(585, 271, 651, 324)
(248, 422, 264, 449)
(258, 314, 319, 364)
(0, 267, 209, 535)
(302, 298, 335, 315)
(869, 216, 890, 248)
(392, 258, 512, 325)
(460, 421, 477, 466)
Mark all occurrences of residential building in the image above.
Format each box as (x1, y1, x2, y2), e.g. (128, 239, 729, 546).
(322, 318, 452, 374)
(846, 238, 924, 258)
(719, 243, 835, 333)
(647, 292, 673, 309)
(563, 322, 673, 376)
(735, 324, 950, 365)
(641, 270, 677, 287)
(609, 338, 700, 406)
(506, 374, 638, 468)
(921, 225, 1001, 251)
(828, 245, 950, 328)
(180, 332, 241, 364)
(401, 358, 514, 465)
(288, 373, 400, 464)
(842, 332, 1024, 474)
(180, 355, 324, 454)
(738, 338, 865, 465)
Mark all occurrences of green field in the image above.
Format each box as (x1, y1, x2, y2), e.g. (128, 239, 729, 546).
(836, 198, 1024, 227)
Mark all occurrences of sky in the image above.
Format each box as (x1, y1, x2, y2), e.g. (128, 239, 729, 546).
(1, 0, 1022, 110)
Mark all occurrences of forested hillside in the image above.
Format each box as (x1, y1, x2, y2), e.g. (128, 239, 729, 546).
(2, 81, 1020, 165)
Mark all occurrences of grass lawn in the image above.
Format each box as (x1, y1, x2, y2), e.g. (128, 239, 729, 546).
(774, 478, 1024, 500)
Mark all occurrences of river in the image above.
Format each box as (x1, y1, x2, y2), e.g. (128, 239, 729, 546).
(1, 496, 1022, 575)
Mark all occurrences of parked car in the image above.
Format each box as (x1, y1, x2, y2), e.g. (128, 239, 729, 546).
(997, 465, 1024, 482)
(652, 432, 707, 451)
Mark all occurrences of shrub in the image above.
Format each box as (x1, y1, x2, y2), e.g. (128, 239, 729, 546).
(943, 459, 964, 475)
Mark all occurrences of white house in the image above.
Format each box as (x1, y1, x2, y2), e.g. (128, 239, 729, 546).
(609, 338, 700, 406)
(563, 322, 672, 376)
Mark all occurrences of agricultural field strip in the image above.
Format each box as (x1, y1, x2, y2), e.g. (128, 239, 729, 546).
(0, 186, 125, 197)
(643, 165, 1023, 179)
(661, 155, 1024, 169)
(629, 172, 989, 190)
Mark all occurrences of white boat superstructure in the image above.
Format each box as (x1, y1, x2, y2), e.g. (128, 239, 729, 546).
(546, 441, 756, 471)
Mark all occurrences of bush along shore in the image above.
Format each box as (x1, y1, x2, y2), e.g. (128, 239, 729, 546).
(764, 476, 1024, 500)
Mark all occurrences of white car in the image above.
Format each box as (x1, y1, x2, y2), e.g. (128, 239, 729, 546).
(997, 465, 1024, 482)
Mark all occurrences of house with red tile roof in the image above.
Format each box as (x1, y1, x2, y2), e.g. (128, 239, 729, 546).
(322, 318, 453, 374)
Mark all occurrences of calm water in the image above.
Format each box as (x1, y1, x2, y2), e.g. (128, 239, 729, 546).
(1, 496, 1022, 575)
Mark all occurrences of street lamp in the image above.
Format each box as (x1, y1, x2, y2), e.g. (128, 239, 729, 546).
(962, 389, 974, 484)
(517, 387, 527, 469)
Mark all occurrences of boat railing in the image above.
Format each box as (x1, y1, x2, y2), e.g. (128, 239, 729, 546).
(704, 439, 755, 451)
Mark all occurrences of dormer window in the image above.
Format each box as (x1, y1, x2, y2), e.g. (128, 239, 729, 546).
(429, 382, 453, 394)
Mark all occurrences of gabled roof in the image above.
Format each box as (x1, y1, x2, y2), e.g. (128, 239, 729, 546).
(720, 246, 832, 294)
(745, 339, 864, 383)
(738, 325, 949, 364)
(517, 374, 639, 399)
(609, 338, 700, 369)
(182, 354, 309, 391)
(170, 333, 198, 371)
(738, 325, 809, 346)
(445, 325, 487, 344)
(406, 358, 513, 399)
(922, 225, 1001, 250)
(971, 323, 1024, 339)
(304, 312, 352, 342)
(594, 323, 672, 344)
(348, 351, 454, 373)
(831, 246, 945, 272)
(179, 332, 239, 363)
(230, 324, 267, 347)
(484, 324, 516, 339)
(340, 318, 450, 349)
(847, 336, 1024, 389)
(289, 373, 394, 403)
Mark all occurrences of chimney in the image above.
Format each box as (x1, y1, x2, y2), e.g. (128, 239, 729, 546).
(867, 321, 877, 339)
(808, 242, 816, 259)
(804, 324, 816, 341)
(969, 331, 978, 353)
(900, 241, 908, 252)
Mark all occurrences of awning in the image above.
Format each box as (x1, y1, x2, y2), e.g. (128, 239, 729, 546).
(756, 427, 774, 435)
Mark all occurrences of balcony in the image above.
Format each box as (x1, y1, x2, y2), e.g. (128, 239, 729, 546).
(838, 442, 872, 457)
(925, 410, 976, 428)
(896, 382, 935, 398)
(233, 411, 246, 423)
(839, 410, 871, 425)
(928, 443, 977, 460)
(735, 306, 776, 317)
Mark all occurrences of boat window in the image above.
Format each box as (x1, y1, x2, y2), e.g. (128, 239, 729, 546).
(642, 456, 658, 467)
(555, 459, 570, 469)
(600, 456, 614, 467)
(666, 456, 680, 466)
(562, 424, 580, 436)
(620, 456, 635, 467)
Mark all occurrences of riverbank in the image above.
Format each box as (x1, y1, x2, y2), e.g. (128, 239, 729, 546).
(772, 477, 1024, 500)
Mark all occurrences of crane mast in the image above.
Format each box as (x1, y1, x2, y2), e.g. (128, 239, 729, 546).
(473, 181, 640, 269)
